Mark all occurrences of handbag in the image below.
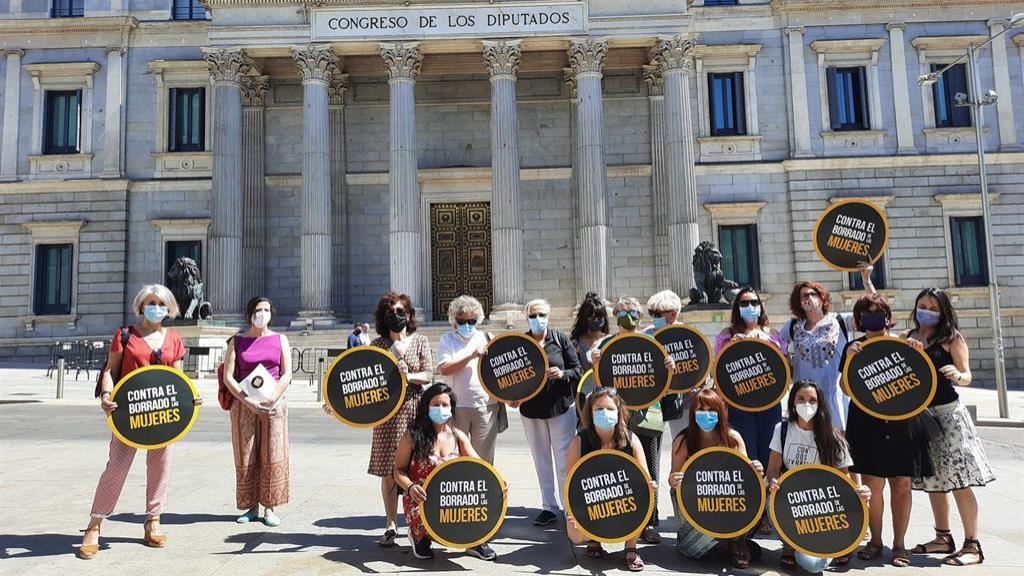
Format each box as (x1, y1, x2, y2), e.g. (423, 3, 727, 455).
(217, 337, 238, 411)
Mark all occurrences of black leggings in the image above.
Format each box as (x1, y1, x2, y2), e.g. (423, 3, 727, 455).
(636, 432, 662, 527)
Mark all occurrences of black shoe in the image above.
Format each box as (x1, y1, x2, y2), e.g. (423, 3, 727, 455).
(467, 543, 497, 561)
(639, 526, 661, 544)
(411, 535, 434, 559)
(533, 510, 558, 526)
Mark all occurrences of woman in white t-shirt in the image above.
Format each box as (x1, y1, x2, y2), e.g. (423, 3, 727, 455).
(766, 380, 870, 573)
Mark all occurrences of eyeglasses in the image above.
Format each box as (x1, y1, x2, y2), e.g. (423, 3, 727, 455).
(527, 312, 549, 319)
(738, 300, 761, 308)
(617, 310, 640, 319)
(456, 318, 478, 326)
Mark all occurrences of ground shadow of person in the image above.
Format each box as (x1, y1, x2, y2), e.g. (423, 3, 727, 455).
(313, 515, 406, 532)
(0, 533, 137, 559)
(108, 512, 238, 525)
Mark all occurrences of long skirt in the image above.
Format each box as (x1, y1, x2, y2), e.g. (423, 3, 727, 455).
(912, 400, 995, 493)
(231, 400, 290, 509)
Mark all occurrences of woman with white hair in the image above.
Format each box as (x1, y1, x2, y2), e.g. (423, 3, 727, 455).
(516, 299, 583, 527)
(436, 295, 504, 466)
(78, 284, 200, 559)
(643, 290, 690, 442)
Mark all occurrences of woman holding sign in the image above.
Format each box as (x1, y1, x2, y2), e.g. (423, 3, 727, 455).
(366, 292, 434, 549)
(79, 285, 196, 559)
(394, 384, 499, 561)
(570, 292, 610, 373)
(905, 288, 994, 566)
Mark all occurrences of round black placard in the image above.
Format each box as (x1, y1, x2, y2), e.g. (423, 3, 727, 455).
(107, 365, 199, 450)
(654, 325, 712, 394)
(576, 369, 597, 417)
(843, 336, 937, 421)
(564, 449, 654, 544)
(676, 447, 766, 539)
(322, 346, 406, 428)
(477, 333, 549, 404)
(771, 465, 868, 559)
(421, 457, 507, 549)
(813, 199, 889, 271)
(713, 339, 790, 412)
(594, 334, 670, 410)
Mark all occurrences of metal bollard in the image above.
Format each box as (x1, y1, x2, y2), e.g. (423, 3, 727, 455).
(316, 357, 325, 403)
(56, 356, 65, 399)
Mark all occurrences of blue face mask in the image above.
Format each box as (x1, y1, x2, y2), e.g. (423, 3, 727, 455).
(592, 408, 618, 431)
(916, 308, 941, 327)
(457, 323, 476, 339)
(739, 305, 761, 324)
(695, 410, 719, 432)
(428, 405, 452, 425)
(529, 316, 548, 335)
(651, 316, 668, 330)
(144, 305, 168, 323)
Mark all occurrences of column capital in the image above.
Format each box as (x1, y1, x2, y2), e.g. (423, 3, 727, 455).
(562, 67, 578, 99)
(483, 40, 522, 80)
(105, 46, 125, 56)
(641, 64, 664, 97)
(885, 22, 907, 32)
(784, 26, 805, 36)
(380, 42, 422, 80)
(987, 18, 1009, 31)
(292, 44, 339, 84)
(652, 35, 696, 73)
(240, 75, 269, 108)
(329, 74, 350, 106)
(568, 39, 607, 77)
(204, 48, 252, 84)
(4, 49, 25, 58)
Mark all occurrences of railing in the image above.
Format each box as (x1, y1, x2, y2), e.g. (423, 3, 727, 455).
(46, 339, 107, 380)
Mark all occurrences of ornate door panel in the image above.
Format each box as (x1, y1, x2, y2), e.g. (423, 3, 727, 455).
(430, 202, 492, 321)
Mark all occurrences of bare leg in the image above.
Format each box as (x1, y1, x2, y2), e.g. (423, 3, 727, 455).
(863, 475, 886, 546)
(81, 517, 102, 547)
(381, 477, 398, 531)
(929, 492, 951, 531)
(951, 488, 979, 539)
(890, 477, 912, 551)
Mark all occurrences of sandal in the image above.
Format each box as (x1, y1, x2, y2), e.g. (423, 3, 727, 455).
(758, 515, 773, 535)
(911, 528, 954, 554)
(857, 541, 883, 561)
(891, 547, 911, 568)
(780, 544, 796, 570)
(729, 540, 750, 569)
(831, 552, 852, 567)
(943, 538, 984, 566)
(624, 547, 645, 572)
(586, 542, 606, 558)
(143, 517, 167, 548)
(77, 526, 100, 560)
(378, 528, 397, 548)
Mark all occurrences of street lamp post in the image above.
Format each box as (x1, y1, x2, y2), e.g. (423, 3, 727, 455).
(918, 13, 1024, 419)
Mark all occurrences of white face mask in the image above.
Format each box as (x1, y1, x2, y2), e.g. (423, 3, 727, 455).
(252, 310, 271, 328)
(795, 402, 818, 422)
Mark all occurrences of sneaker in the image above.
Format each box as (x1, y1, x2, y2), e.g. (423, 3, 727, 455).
(236, 507, 259, 524)
(467, 543, 497, 561)
(533, 510, 558, 526)
(410, 535, 434, 560)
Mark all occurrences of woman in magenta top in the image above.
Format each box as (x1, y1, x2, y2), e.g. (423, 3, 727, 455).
(223, 297, 293, 527)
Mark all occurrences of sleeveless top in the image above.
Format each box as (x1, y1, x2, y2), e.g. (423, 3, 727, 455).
(578, 429, 634, 456)
(925, 342, 959, 406)
(236, 334, 283, 380)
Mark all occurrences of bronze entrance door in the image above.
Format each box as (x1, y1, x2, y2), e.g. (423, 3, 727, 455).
(429, 202, 492, 321)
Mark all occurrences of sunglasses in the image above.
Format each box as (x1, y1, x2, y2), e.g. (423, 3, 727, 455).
(738, 300, 761, 308)
(391, 307, 406, 314)
(617, 310, 640, 319)
(528, 312, 549, 319)
(799, 292, 819, 299)
(456, 318, 478, 326)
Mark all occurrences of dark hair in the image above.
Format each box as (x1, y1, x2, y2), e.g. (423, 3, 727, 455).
(244, 297, 274, 325)
(409, 384, 458, 463)
(571, 292, 609, 341)
(785, 380, 847, 469)
(788, 281, 833, 319)
(729, 286, 769, 335)
(852, 293, 895, 331)
(374, 292, 418, 338)
(909, 287, 959, 345)
(580, 388, 631, 451)
(687, 388, 737, 455)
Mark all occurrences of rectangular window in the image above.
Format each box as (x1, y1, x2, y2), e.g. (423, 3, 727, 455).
(826, 66, 870, 131)
(166, 240, 203, 278)
(848, 255, 888, 290)
(168, 88, 205, 152)
(172, 0, 208, 20)
(950, 216, 988, 287)
(43, 90, 81, 155)
(708, 72, 747, 136)
(34, 244, 73, 315)
(703, 0, 739, 5)
(932, 63, 972, 128)
(50, 0, 83, 18)
(719, 224, 760, 289)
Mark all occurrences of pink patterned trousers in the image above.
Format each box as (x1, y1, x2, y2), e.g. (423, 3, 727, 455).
(90, 434, 171, 518)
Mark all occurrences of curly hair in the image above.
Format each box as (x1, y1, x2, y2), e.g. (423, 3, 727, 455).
(788, 281, 833, 319)
(374, 292, 418, 337)
(571, 292, 609, 341)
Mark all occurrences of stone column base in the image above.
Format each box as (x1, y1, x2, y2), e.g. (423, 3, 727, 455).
(490, 303, 523, 330)
(290, 311, 338, 330)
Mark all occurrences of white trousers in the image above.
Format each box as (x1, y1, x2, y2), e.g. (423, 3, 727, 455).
(521, 407, 577, 512)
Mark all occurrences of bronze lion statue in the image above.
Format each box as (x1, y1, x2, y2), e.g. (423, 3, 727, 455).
(167, 257, 212, 320)
(688, 241, 739, 305)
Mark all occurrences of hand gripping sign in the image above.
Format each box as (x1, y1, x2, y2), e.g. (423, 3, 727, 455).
(594, 334, 670, 410)
(676, 447, 766, 539)
(107, 365, 200, 450)
(565, 449, 655, 544)
(477, 333, 549, 404)
(770, 465, 868, 559)
(323, 345, 407, 428)
(712, 339, 791, 412)
(421, 457, 508, 549)
(813, 199, 889, 271)
(843, 336, 937, 421)
(654, 325, 712, 394)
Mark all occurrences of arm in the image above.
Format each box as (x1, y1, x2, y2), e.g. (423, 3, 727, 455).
(766, 451, 783, 491)
(98, 347, 123, 414)
(942, 333, 973, 387)
(454, 428, 480, 459)
(730, 430, 762, 475)
(668, 435, 689, 488)
(557, 333, 583, 387)
(393, 432, 426, 503)
(436, 335, 484, 377)
(858, 262, 877, 296)
(224, 339, 263, 412)
(265, 334, 293, 405)
(406, 337, 433, 385)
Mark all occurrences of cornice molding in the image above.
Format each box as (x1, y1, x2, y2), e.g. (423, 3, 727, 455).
(0, 15, 137, 36)
(911, 35, 989, 51)
(771, 0, 1018, 14)
(810, 38, 887, 55)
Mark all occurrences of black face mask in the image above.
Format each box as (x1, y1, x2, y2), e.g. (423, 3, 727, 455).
(354, 328, 361, 335)
(587, 317, 606, 332)
(385, 312, 408, 333)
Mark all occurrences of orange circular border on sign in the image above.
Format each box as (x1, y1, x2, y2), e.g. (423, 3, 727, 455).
(812, 198, 890, 273)
(711, 338, 792, 412)
(576, 368, 598, 417)
(769, 464, 869, 559)
(593, 333, 671, 410)
(420, 456, 508, 550)
(675, 446, 767, 539)
(475, 332, 549, 405)
(842, 336, 937, 421)
(653, 324, 713, 394)
(563, 448, 655, 545)
(322, 345, 408, 429)
(106, 365, 201, 451)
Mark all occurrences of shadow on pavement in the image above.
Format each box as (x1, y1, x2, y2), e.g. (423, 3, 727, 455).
(109, 512, 239, 525)
(0, 533, 139, 559)
(314, 515, 406, 531)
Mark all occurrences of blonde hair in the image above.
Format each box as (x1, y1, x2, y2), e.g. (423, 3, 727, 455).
(524, 299, 551, 316)
(647, 290, 682, 313)
(132, 284, 180, 319)
(447, 295, 484, 328)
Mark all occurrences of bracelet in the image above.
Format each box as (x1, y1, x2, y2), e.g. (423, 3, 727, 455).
(100, 391, 111, 399)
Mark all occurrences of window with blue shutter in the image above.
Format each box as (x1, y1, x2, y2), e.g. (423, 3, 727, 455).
(826, 66, 870, 131)
(709, 72, 747, 136)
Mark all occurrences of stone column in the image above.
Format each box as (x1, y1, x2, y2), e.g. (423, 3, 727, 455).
(785, 27, 813, 158)
(293, 45, 338, 326)
(483, 40, 525, 314)
(240, 75, 268, 298)
(101, 47, 125, 177)
(1, 49, 24, 181)
(330, 75, 350, 318)
(568, 39, 610, 298)
(654, 36, 699, 299)
(380, 43, 423, 304)
(564, 68, 583, 299)
(204, 48, 250, 320)
(886, 23, 916, 154)
(988, 19, 1018, 150)
(643, 63, 670, 290)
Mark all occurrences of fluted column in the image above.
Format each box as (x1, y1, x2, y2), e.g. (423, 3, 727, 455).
(568, 39, 610, 298)
(380, 43, 423, 304)
(204, 48, 250, 319)
(643, 63, 670, 289)
(483, 40, 524, 311)
(1, 49, 24, 181)
(564, 68, 583, 299)
(654, 36, 699, 300)
(330, 75, 350, 318)
(293, 45, 338, 325)
(241, 75, 268, 298)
